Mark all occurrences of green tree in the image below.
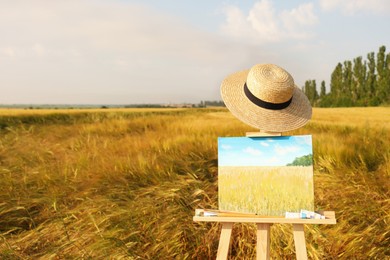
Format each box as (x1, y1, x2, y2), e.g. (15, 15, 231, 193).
(352, 56, 367, 105)
(287, 154, 313, 166)
(366, 52, 377, 105)
(320, 80, 326, 97)
(376, 46, 389, 104)
(311, 80, 319, 103)
(343, 61, 353, 94)
(384, 53, 390, 104)
(303, 80, 319, 106)
(330, 63, 343, 106)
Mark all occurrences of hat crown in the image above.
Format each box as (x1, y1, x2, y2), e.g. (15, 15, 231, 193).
(246, 64, 294, 104)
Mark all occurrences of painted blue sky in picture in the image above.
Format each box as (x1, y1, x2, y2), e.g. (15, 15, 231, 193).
(218, 135, 312, 167)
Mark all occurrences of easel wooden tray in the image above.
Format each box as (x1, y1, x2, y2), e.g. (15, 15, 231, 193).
(193, 209, 336, 225)
(193, 214, 336, 225)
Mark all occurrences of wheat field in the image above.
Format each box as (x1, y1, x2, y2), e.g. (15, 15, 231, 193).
(219, 166, 314, 216)
(0, 107, 389, 259)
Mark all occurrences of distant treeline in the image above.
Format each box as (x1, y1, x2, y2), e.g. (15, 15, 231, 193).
(124, 100, 225, 108)
(287, 154, 313, 167)
(198, 100, 225, 107)
(1, 101, 226, 109)
(303, 45, 390, 107)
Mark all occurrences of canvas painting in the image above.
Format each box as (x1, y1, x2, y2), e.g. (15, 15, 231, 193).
(218, 135, 314, 216)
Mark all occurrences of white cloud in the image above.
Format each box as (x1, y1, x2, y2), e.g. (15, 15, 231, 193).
(219, 5, 252, 39)
(243, 147, 263, 156)
(220, 0, 318, 44)
(221, 144, 232, 150)
(274, 144, 300, 155)
(247, 0, 281, 42)
(260, 141, 270, 147)
(320, 0, 390, 14)
(280, 3, 318, 38)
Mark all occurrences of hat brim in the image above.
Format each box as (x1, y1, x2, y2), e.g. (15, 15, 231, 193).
(221, 69, 312, 132)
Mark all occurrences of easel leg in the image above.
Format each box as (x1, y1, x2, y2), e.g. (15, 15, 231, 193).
(217, 222, 233, 260)
(293, 224, 308, 260)
(256, 223, 270, 260)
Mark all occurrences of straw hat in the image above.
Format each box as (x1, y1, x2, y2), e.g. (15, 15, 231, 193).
(220, 63, 312, 132)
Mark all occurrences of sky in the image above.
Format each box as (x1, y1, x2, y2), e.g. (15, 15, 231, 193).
(1, 0, 390, 105)
(218, 135, 312, 166)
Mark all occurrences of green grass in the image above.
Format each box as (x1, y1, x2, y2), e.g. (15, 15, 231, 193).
(0, 107, 389, 259)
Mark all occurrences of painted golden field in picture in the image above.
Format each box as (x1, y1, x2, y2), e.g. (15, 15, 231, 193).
(218, 135, 314, 216)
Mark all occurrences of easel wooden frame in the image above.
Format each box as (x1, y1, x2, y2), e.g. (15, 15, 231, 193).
(193, 132, 336, 259)
(193, 209, 336, 260)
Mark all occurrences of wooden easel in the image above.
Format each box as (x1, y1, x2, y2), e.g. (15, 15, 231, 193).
(193, 132, 336, 259)
(193, 209, 336, 260)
